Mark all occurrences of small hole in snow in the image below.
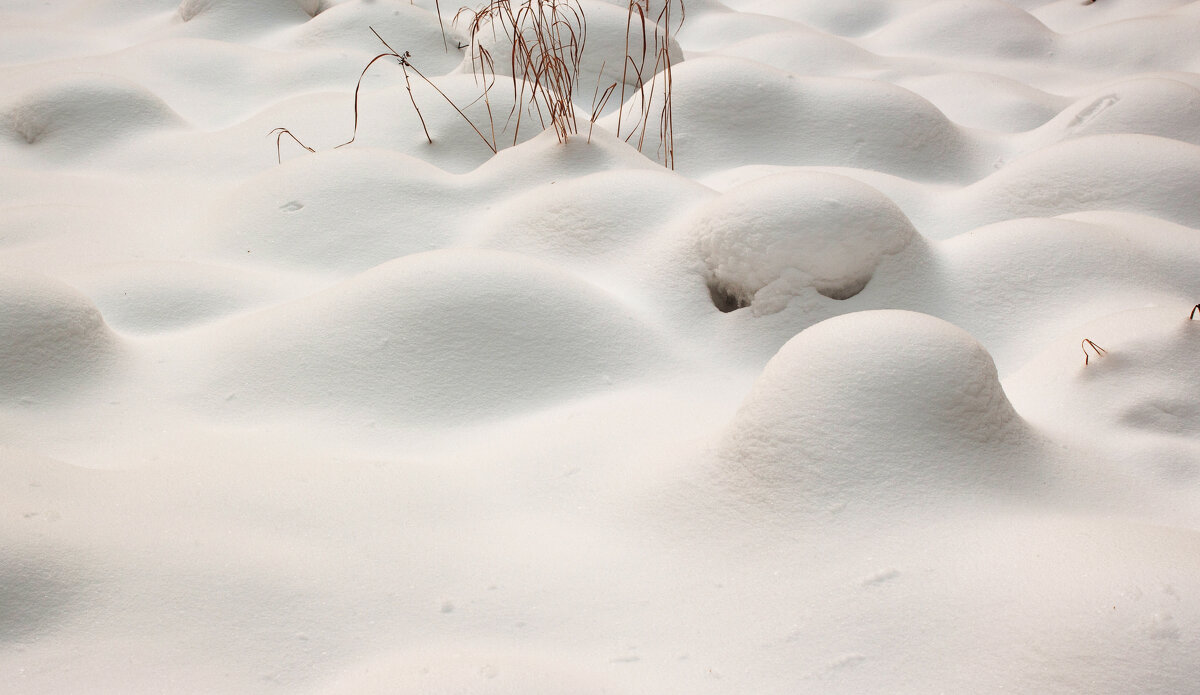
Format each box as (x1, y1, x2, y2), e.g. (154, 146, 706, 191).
(708, 282, 748, 313)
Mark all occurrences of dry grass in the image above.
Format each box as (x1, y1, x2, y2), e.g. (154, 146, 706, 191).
(1081, 338, 1107, 365)
(269, 127, 315, 164)
(338, 27, 497, 153)
(613, 0, 682, 168)
(458, 0, 588, 147)
(271, 1, 683, 169)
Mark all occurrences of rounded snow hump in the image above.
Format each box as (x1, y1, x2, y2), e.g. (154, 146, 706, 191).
(0, 270, 120, 403)
(720, 310, 1033, 515)
(694, 171, 918, 314)
(201, 249, 673, 425)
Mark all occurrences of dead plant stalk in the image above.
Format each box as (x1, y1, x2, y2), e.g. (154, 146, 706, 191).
(270, 1, 683, 169)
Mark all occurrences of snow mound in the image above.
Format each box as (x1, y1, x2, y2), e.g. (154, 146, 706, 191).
(958, 134, 1200, 231)
(721, 28, 881, 76)
(0, 271, 118, 403)
(899, 72, 1068, 132)
(720, 0, 899, 36)
(720, 311, 1027, 514)
(67, 261, 296, 333)
(291, 80, 659, 175)
(1033, 0, 1196, 33)
(1032, 77, 1200, 147)
(1065, 15, 1200, 73)
(932, 213, 1200, 372)
(174, 0, 313, 37)
(474, 129, 663, 187)
(1007, 307, 1200, 446)
(619, 56, 976, 180)
(204, 249, 670, 424)
(469, 168, 711, 261)
(206, 149, 462, 272)
(694, 172, 917, 313)
(867, 0, 1055, 60)
(287, 1, 458, 74)
(1, 75, 184, 158)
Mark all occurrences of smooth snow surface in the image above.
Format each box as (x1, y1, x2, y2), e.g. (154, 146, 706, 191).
(2, 1, 1199, 693)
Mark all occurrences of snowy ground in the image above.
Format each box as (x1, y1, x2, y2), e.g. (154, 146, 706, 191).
(3, 0, 1200, 692)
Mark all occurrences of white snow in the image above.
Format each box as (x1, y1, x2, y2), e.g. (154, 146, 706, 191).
(695, 171, 917, 310)
(2, 0, 1200, 693)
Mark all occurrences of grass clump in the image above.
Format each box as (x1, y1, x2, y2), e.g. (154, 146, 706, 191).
(459, 0, 588, 147)
(273, 0, 683, 169)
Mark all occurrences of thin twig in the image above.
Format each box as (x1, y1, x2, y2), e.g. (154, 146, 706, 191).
(269, 127, 315, 163)
(435, 0, 448, 51)
(588, 59, 616, 143)
(335, 50, 403, 148)
(1081, 338, 1107, 365)
(399, 59, 434, 144)
(404, 58, 498, 153)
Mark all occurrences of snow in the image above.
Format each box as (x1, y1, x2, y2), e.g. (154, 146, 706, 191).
(0, 270, 119, 402)
(695, 171, 917, 310)
(720, 310, 1030, 518)
(2, 0, 1200, 692)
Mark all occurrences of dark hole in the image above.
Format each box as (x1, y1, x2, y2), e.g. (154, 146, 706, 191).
(708, 281, 749, 313)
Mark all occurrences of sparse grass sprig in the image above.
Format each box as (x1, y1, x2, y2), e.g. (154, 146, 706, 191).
(1081, 338, 1107, 365)
(587, 59, 618, 143)
(339, 27, 497, 153)
(269, 127, 315, 164)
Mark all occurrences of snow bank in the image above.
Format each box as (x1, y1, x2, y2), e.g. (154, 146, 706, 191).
(1, 74, 184, 161)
